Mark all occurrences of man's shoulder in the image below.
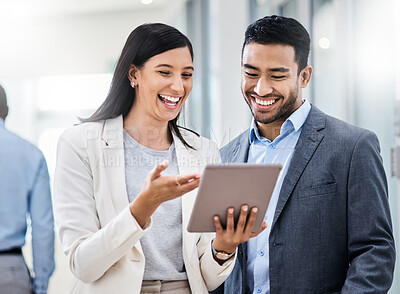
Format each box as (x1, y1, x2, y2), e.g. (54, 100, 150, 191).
(308, 106, 375, 140)
(1, 128, 43, 157)
(219, 130, 249, 162)
(220, 131, 248, 150)
(178, 127, 219, 154)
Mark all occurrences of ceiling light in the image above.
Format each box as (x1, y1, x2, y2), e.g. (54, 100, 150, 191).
(318, 37, 331, 49)
(141, 0, 154, 4)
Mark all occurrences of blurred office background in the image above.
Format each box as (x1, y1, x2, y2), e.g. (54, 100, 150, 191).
(0, 0, 399, 292)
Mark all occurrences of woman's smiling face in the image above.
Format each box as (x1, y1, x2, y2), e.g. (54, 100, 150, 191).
(130, 46, 194, 123)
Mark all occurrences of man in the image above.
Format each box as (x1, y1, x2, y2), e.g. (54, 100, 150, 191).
(213, 15, 395, 293)
(0, 85, 55, 294)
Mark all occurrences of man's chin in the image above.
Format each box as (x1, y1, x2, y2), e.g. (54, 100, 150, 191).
(252, 110, 277, 125)
(255, 118, 275, 125)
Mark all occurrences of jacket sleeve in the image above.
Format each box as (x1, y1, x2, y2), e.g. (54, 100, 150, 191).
(196, 140, 237, 291)
(53, 129, 150, 283)
(342, 131, 395, 293)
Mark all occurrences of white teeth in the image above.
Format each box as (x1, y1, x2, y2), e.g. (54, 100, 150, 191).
(159, 94, 180, 103)
(255, 97, 276, 106)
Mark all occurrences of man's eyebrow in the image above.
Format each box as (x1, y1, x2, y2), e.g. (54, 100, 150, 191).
(243, 64, 260, 71)
(269, 67, 290, 73)
(243, 64, 290, 73)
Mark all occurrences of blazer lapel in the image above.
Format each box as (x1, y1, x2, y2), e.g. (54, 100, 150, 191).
(173, 132, 202, 261)
(272, 106, 326, 227)
(232, 131, 251, 163)
(101, 116, 130, 215)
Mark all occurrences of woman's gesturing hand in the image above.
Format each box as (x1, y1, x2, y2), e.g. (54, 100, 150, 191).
(212, 205, 267, 262)
(129, 160, 201, 228)
(141, 159, 201, 205)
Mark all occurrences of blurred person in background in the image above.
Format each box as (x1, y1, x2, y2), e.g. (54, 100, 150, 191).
(212, 15, 395, 294)
(53, 23, 264, 294)
(0, 84, 55, 294)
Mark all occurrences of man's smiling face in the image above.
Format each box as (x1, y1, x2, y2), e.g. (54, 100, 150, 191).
(241, 43, 303, 127)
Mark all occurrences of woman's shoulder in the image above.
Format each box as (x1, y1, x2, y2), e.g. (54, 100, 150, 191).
(60, 116, 122, 143)
(178, 126, 218, 150)
(60, 120, 105, 143)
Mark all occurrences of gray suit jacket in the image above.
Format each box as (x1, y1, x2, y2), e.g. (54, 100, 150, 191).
(211, 106, 395, 294)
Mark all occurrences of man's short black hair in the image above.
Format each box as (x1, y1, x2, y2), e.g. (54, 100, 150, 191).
(0, 85, 8, 120)
(242, 15, 311, 74)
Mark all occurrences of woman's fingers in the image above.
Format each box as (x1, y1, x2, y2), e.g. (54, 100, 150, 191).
(177, 177, 201, 195)
(175, 173, 201, 186)
(150, 160, 169, 180)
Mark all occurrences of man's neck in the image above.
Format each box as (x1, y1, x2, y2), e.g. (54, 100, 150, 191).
(257, 119, 284, 141)
(257, 100, 305, 141)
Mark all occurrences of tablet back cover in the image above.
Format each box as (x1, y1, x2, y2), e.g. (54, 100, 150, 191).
(187, 163, 282, 233)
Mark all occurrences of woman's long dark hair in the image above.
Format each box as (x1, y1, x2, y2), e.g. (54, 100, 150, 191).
(81, 23, 196, 148)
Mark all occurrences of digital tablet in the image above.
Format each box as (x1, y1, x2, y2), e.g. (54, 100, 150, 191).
(187, 163, 282, 233)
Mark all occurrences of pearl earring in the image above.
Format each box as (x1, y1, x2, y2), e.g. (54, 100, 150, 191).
(131, 81, 135, 88)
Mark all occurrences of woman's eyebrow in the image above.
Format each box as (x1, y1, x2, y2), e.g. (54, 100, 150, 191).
(155, 64, 173, 68)
(155, 64, 194, 71)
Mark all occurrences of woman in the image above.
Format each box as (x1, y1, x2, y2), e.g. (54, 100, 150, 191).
(53, 23, 262, 294)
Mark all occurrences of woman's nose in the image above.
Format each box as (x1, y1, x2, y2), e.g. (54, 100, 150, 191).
(170, 76, 184, 93)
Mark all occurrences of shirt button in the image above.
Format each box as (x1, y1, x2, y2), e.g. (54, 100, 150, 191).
(259, 250, 265, 256)
(257, 287, 262, 293)
(269, 144, 275, 149)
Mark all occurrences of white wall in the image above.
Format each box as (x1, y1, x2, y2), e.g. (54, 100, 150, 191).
(0, 5, 185, 140)
(208, 0, 251, 147)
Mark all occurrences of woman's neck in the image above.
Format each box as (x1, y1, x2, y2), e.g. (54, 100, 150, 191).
(123, 111, 172, 151)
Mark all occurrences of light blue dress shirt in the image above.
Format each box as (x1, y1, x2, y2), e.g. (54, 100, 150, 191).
(0, 119, 55, 294)
(246, 101, 311, 294)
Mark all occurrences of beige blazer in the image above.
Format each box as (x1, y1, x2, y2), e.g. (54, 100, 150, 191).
(53, 116, 236, 294)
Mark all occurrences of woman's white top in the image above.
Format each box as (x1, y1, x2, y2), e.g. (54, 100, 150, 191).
(123, 130, 186, 280)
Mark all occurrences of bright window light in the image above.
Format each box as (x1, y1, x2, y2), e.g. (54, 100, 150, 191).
(37, 73, 112, 111)
(318, 37, 331, 49)
(38, 128, 66, 180)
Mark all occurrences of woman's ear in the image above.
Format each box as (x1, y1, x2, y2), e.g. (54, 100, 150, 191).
(299, 65, 312, 88)
(128, 64, 138, 86)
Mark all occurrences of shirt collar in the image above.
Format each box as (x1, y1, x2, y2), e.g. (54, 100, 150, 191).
(249, 100, 311, 143)
(0, 118, 4, 128)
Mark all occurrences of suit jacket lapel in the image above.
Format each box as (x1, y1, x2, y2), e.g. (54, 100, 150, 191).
(272, 106, 326, 227)
(231, 130, 250, 163)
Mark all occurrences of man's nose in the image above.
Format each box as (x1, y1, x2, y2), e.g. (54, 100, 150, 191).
(254, 78, 273, 96)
